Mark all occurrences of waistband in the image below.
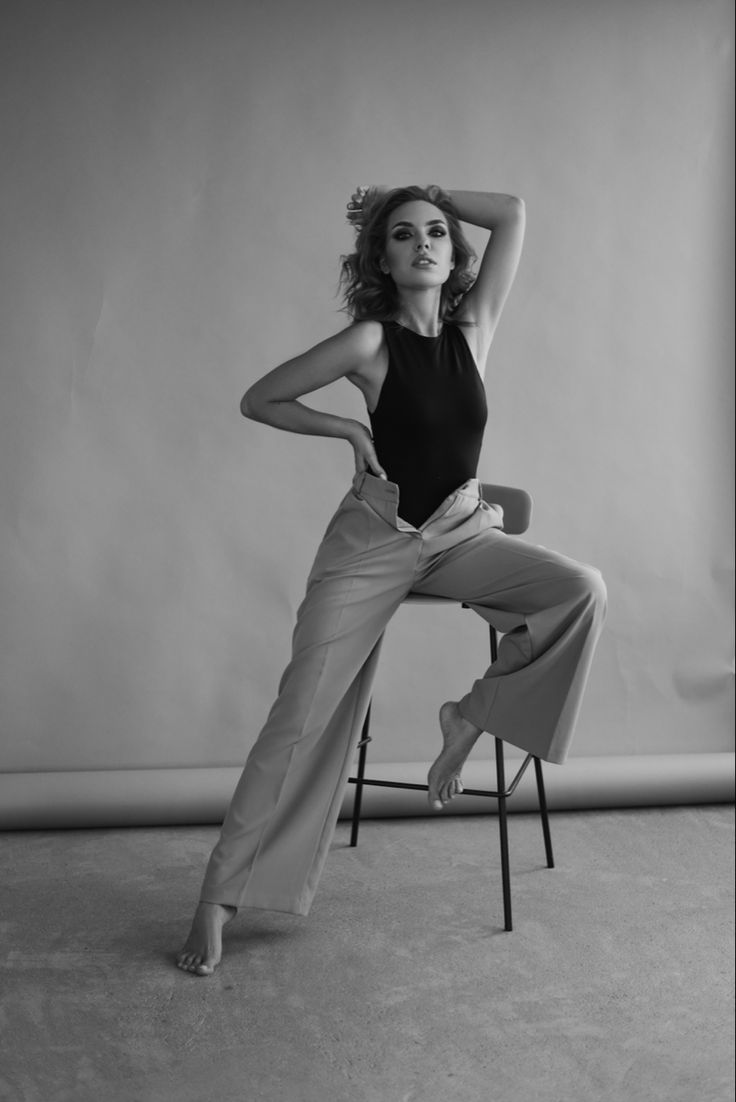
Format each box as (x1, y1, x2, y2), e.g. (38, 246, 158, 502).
(351, 471, 482, 530)
(352, 471, 400, 503)
(353, 471, 481, 500)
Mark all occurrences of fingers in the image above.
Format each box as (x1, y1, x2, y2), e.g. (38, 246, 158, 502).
(365, 434, 387, 480)
(352, 425, 387, 480)
(366, 447, 388, 479)
(346, 186, 372, 228)
(355, 457, 388, 481)
(346, 186, 367, 212)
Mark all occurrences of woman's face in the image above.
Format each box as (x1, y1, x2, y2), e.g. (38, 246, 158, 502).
(381, 200, 455, 290)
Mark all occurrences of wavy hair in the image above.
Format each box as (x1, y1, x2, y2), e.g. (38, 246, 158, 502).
(339, 185, 477, 322)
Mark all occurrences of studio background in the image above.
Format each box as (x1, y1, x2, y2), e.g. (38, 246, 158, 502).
(1, 0, 733, 825)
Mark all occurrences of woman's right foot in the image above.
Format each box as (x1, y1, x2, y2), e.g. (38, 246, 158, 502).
(427, 701, 483, 810)
(176, 901, 236, 976)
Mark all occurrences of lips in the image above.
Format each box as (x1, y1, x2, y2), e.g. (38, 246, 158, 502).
(412, 257, 436, 268)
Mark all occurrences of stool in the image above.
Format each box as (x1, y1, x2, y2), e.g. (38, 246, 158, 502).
(347, 484, 555, 932)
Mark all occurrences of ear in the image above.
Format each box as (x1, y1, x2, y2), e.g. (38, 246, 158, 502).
(379, 258, 390, 274)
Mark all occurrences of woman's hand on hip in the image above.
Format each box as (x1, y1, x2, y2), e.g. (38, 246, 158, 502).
(346, 421, 387, 480)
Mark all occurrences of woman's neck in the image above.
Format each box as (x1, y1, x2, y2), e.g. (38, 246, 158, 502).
(395, 290, 443, 337)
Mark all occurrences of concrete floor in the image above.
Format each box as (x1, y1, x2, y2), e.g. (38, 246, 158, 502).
(1, 805, 734, 1102)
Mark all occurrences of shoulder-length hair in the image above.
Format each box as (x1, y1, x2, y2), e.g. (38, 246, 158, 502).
(339, 185, 477, 322)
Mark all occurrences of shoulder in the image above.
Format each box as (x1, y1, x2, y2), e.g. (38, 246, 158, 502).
(342, 320, 389, 399)
(344, 319, 385, 360)
(298, 319, 385, 378)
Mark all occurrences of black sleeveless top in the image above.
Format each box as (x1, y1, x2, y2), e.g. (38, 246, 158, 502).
(369, 322, 488, 527)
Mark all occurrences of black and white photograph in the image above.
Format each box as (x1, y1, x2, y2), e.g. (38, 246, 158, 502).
(0, 1, 733, 1100)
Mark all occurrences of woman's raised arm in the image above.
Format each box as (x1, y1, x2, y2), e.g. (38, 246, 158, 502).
(347, 185, 525, 347)
(448, 190, 526, 337)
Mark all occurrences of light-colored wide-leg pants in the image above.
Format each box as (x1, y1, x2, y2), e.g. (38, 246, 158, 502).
(200, 472, 607, 915)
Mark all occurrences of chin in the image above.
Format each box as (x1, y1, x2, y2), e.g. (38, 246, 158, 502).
(403, 270, 448, 287)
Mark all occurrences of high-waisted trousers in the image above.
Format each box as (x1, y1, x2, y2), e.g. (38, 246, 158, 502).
(200, 472, 607, 916)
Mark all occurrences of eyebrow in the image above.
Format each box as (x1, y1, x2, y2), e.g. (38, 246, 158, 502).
(390, 218, 448, 230)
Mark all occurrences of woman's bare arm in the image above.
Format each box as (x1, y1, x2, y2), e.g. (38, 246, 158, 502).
(347, 185, 525, 356)
(448, 190, 526, 337)
(241, 320, 387, 478)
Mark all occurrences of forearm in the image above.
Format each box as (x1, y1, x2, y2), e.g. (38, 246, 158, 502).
(358, 186, 523, 233)
(445, 190, 524, 232)
(242, 393, 359, 443)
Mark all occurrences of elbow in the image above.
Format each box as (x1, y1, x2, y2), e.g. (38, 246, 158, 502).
(487, 194, 525, 230)
(242, 382, 281, 424)
(240, 388, 261, 420)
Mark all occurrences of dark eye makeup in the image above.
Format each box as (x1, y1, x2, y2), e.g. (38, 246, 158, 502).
(391, 225, 448, 240)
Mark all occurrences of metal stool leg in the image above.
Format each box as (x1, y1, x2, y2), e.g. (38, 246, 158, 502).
(534, 756, 555, 868)
(490, 625, 513, 930)
(489, 623, 499, 664)
(347, 621, 555, 930)
(350, 704, 372, 847)
(495, 737, 513, 932)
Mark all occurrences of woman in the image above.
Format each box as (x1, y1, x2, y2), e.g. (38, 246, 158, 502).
(176, 185, 606, 975)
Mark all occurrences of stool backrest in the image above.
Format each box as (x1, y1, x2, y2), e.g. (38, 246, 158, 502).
(481, 484, 532, 535)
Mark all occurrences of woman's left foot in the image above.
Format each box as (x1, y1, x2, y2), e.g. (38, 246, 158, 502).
(427, 702, 482, 810)
(176, 901, 236, 976)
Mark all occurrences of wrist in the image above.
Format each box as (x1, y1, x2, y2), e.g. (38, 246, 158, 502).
(341, 418, 364, 444)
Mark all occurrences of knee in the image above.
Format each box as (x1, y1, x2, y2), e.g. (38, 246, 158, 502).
(576, 564, 607, 619)
(554, 560, 606, 615)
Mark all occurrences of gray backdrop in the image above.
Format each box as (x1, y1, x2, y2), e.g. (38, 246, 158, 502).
(0, 0, 733, 823)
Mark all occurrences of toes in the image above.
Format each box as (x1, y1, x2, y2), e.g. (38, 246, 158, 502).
(176, 951, 216, 976)
(441, 776, 464, 803)
(427, 776, 442, 809)
(441, 779, 455, 803)
(429, 771, 464, 810)
(177, 952, 201, 973)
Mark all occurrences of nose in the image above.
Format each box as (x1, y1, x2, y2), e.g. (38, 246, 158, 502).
(415, 236, 430, 251)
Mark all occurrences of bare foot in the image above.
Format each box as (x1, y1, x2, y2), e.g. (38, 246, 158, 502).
(176, 901, 236, 976)
(427, 702, 482, 811)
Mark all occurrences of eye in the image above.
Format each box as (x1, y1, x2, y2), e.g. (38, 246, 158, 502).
(430, 227, 447, 237)
(392, 230, 411, 240)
